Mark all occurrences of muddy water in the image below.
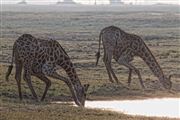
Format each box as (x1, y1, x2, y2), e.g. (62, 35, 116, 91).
(85, 98, 180, 118)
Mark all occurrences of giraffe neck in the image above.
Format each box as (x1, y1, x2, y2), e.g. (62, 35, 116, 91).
(65, 65, 82, 89)
(139, 43, 165, 81)
(57, 57, 83, 105)
(58, 57, 82, 90)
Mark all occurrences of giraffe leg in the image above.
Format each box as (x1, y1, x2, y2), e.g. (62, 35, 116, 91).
(34, 74, 51, 101)
(128, 68, 132, 87)
(15, 60, 23, 100)
(49, 72, 82, 106)
(103, 53, 114, 83)
(134, 67, 145, 89)
(117, 54, 145, 88)
(107, 62, 120, 84)
(23, 62, 38, 101)
(124, 63, 145, 89)
(104, 50, 120, 84)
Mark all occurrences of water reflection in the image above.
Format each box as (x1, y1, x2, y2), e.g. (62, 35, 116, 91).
(85, 98, 180, 118)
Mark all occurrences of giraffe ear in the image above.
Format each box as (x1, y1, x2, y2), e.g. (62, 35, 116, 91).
(83, 84, 89, 92)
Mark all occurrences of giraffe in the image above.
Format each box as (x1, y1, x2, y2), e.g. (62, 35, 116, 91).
(96, 26, 172, 89)
(5, 34, 89, 106)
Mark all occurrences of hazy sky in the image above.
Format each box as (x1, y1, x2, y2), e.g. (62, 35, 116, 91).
(1, 0, 179, 5)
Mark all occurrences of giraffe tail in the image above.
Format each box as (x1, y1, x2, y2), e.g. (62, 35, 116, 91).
(5, 44, 15, 82)
(95, 31, 102, 66)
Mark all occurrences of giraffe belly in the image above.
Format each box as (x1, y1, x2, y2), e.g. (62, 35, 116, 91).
(116, 52, 134, 64)
(42, 63, 56, 76)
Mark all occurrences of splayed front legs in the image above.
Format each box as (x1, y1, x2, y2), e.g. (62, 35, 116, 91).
(49, 72, 82, 106)
(117, 56, 145, 89)
(34, 74, 51, 101)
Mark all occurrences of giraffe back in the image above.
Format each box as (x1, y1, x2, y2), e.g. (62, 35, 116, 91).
(14, 34, 69, 74)
(14, 34, 37, 62)
(100, 26, 144, 60)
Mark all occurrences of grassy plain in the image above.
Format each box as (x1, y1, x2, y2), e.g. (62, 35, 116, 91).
(0, 4, 179, 120)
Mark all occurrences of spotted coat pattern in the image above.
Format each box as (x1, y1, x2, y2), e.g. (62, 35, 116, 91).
(6, 34, 89, 106)
(96, 26, 172, 89)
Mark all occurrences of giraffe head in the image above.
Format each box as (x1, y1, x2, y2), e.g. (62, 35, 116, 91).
(160, 75, 172, 89)
(75, 84, 89, 106)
